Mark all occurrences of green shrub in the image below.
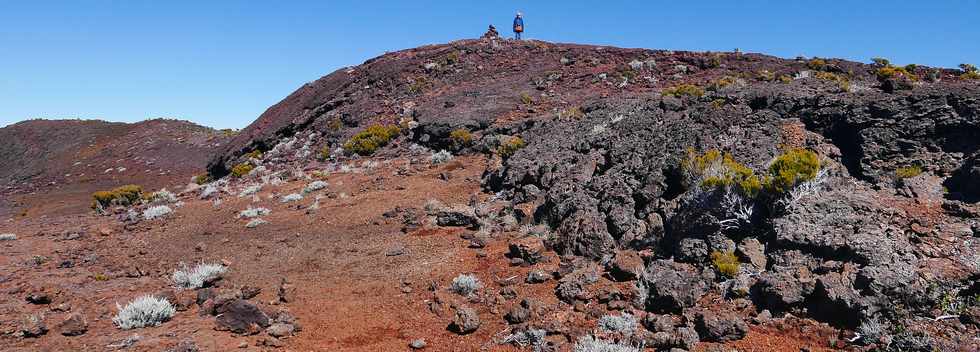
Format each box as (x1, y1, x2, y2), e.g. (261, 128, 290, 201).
(807, 58, 827, 71)
(230, 162, 254, 178)
(244, 149, 263, 160)
(327, 117, 343, 131)
(192, 174, 212, 185)
(682, 149, 761, 198)
(763, 148, 820, 194)
(520, 93, 534, 105)
(709, 76, 738, 91)
(961, 65, 980, 80)
(559, 106, 585, 120)
(895, 165, 922, 179)
(711, 250, 740, 278)
(92, 185, 143, 209)
(778, 75, 793, 83)
(497, 136, 525, 158)
(877, 65, 917, 81)
(814, 71, 851, 92)
(450, 128, 473, 148)
(343, 124, 401, 156)
(871, 57, 891, 67)
(662, 84, 704, 98)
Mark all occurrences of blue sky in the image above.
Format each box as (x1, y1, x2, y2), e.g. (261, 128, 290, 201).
(2, 1, 978, 129)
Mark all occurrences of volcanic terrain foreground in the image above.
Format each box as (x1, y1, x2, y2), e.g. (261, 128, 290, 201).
(1, 38, 979, 352)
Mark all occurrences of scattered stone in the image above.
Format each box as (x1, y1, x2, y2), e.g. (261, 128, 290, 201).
(214, 299, 270, 335)
(167, 340, 200, 352)
(266, 323, 295, 338)
(508, 237, 545, 266)
(21, 314, 47, 337)
(386, 244, 406, 256)
(695, 310, 748, 342)
(240, 286, 262, 300)
(260, 336, 284, 347)
(638, 260, 706, 312)
(526, 270, 551, 284)
(26, 292, 51, 305)
(606, 251, 644, 281)
(448, 306, 481, 334)
(58, 313, 88, 336)
(436, 207, 479, 229)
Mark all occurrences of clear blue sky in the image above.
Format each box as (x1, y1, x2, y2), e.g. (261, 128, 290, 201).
(2, 1, 978, 129)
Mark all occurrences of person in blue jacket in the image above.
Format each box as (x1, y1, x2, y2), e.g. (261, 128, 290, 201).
(513, 12, 524, 40)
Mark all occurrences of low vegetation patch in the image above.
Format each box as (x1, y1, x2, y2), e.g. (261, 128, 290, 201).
(92, 185, 143, 209)
(449, 128, 473, 148)
(961, 63, 980, 79)
(682, 149, 761, 198)
(192, 173, 212, 185)
(497, 136, 526, 158)
(172, 262, 227, 289)
(142, 205, 173, 220)
(763, 148, 820, 194)
(230, 162, 254, 178)
(662, 84, 705, 98)
(343, 124, 401, 156)
(895, 165, 923, 179)
(430, 150, 453, 164)
(572, 335, 641, 352)
(113, 295, 175, 330)
(520, 92, 534, 105)
(0, 233, 17, 241)
(449, 274, 481, 296)
(711, 250, 740, 278)
(814, 71, 851, 92)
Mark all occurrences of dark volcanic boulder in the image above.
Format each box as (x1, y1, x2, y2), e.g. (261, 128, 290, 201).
(639, 260, 707, 313)
(214, 299, 270, 334)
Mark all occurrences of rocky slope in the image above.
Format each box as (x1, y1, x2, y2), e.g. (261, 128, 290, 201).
(0, 119, 229, 216)
(2, 36, 979, 351)
(204, 37, 980, 350)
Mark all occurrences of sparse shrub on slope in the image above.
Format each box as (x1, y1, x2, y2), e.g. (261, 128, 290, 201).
(711, 250, 740, 278)
(142, 205, 173, 220)
(230, 162, 254, 178)
(303, 180, 328, 194)
(237, 207, 270, 219)
(430, 150, 453, 164)
(681, 149, 761, 198)
(92, 185, 143, 210)
(449, 274, 481, 296)
(572, 335, 641, 352)
(148, 188, 178, 204)
(895, 165, 922, 179)
(172, 262, 227, 289)
(598, 313, 637, 335)
(192, 173, 212, 185)
(343, 124, 401, 156)
(662, 84, 704, 98)
(763, 148, 820, 194)
(814, 71, 851, 92)
(960, 63, 980, 79)
(113, 295, 175, 330)
(449, 128, 473, 148)
(497, 137, 525, 158)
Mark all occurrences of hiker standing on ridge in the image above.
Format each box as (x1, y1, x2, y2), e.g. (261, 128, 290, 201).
(513, 12, 524, 40)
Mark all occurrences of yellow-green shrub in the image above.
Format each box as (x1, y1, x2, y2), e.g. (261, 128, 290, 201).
(711, 250, 740, 278)
(520, 93, 534, 105)
(807, 58, 827, 71)
(498, 136, 526, 158)
(682, 149, 761, 198)
(662, 84, 704, 98)
(895, 165, 922, 179)
(244, 150, 263, 159)
(92, 184, 143, 209)
(962, 71, 980, 80)
(193, 173, 212, 185)
(877, 65, 917, 81)
(230, 162, 254, 178)
(450, 128, 473, 147)
(343, 124, 401, 156)
(763, 148, 820, 194)
(709, 76, 738, 91)
(559, 106, 585, 120)
(814, 71, 851, 92)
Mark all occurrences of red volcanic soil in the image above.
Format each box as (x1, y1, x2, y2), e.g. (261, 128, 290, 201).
(0, 154, 849, 352)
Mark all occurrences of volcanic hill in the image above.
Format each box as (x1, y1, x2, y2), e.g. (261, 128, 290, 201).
(1, 37, 979, 352)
